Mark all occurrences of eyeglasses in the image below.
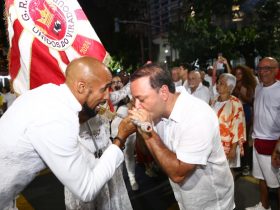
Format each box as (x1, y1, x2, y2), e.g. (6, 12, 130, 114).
(112, 81, 122, 84)
(256, 66, 277, 71)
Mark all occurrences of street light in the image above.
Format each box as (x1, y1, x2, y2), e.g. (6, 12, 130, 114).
(232, 5, 244, 22)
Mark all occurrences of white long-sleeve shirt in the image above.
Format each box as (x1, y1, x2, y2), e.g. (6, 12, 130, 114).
(110, 82, 131, 105)
(0, 84, 124, 209)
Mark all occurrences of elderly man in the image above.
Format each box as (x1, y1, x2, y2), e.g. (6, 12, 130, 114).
(246, 57, 280, 210)
(128, 63, 234, 210)
(0, 57, 136, 210)
(186, 70, 210, 104)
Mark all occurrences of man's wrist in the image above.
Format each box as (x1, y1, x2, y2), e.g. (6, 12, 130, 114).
(113, 136, 126, 151)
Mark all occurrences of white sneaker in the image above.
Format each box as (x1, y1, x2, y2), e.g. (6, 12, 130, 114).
(245, 202, 271, 210)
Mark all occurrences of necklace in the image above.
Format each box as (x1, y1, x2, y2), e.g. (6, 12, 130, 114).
(86, 121, 103, 158)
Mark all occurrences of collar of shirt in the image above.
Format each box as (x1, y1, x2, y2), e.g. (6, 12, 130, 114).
(162, 89, 189, 124)
(60, 84, 82, 112)
(187, 82, 204, 93)
(259, 80, 280, 89)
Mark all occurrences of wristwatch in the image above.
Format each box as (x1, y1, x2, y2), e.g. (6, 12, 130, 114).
(114, 136, 126, 151)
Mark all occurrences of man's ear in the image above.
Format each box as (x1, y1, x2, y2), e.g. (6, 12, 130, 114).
(77, 81, 86, 94)
(159, 85, 169, 101)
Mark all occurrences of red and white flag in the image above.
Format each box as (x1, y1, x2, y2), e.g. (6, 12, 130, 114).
(5, 0, 110, 94)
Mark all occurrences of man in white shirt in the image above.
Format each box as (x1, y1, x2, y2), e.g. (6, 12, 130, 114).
(186, 70, 210, 104)
(0, 57, 136, 210)
(128, 63, 234, 210)
(178, 64, 189, 87)
(246, 57, 280, 210)
(171, 67, 183, 87)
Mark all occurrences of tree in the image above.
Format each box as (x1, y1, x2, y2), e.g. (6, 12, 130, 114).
(168, 0, 280, 68)
(254, 0, 280, 60)
(169, 0, 236, 65)
(234, 27, 257, 68)
(78, 0, 151, 70)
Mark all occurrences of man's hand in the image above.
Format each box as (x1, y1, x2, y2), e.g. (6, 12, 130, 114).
(271, 141, 280, 168)
(128, 108, 153, 139)
(227, 147, 236, 160)
(220, 56, 228, 65)
(271, 152, 280, 168)
(227, 142, 238, 160)
(117, 116, 137, 140)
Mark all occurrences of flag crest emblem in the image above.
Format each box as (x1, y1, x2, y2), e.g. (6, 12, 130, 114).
(6, 0, 110, 94)
(16, 0, 77, 50)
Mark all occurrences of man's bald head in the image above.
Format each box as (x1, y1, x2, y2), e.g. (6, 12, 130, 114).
(189, 70, 201, 78)
(66, 57, 110, 86)
(188, 71, 201, 82)
(257, 57, 279, 86)
(65, 56, 112, 108)
(260, 57, 279, 68)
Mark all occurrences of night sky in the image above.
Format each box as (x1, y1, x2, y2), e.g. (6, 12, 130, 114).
(0, 0, 146, 69)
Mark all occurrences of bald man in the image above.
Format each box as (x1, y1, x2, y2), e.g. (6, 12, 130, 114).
(0, 57, 136, 210)
(186, 71, 210, 104)
(246, 57, 280, 210)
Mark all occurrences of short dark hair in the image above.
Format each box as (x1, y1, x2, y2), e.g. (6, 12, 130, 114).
(180, 62, 191, 70)
(130, 63, 176, 93)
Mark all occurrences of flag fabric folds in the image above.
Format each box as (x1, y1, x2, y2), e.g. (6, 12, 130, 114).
(5, 0, 110, 94)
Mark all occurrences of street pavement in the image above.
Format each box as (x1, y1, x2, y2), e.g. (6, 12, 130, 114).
(17, 165, 279, 210)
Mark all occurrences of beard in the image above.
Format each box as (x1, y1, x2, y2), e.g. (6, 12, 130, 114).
(79, 103, 98, 124)
(83, 103, 98, 118)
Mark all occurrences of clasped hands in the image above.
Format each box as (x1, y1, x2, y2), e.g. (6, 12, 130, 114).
(117, 108, 153, 141)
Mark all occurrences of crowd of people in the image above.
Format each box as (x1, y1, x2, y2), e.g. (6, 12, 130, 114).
(166, 56, 280, 210)
(0, 55, 279, 210)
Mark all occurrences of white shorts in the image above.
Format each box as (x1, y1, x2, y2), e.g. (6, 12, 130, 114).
(252, 146, 280, 188)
